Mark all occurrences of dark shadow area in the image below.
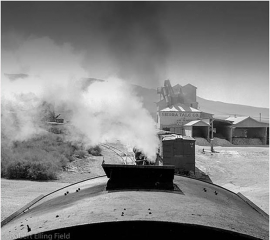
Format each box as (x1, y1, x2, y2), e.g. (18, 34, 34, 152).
(17, 221, 260, 240)
(194, 167, 213, 183)
(28, 184, 106, 215)
(174, 167, 213, 184)
(103, 164, 175, 191)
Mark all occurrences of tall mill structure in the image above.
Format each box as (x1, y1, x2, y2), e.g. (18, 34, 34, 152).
(156, 80, 212, 138)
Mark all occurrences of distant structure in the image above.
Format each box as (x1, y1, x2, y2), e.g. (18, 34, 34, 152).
(46, 115, 65, 134)
(157, 80, 269, 145)
(157, 80, 213, 140)
(157, 80, 198, 109)
(221, 116, 268, 145)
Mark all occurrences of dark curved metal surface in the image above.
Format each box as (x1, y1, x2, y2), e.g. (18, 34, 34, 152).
(17, 221, 260, 240)
(1, 175, 269, 240)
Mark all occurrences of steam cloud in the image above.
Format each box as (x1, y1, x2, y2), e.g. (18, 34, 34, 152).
(2, 2, 170, 88)
(1, 35, 159, 159)
(1, 93, 47, 143)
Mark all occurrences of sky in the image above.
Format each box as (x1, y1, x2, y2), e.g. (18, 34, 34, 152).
(1, 1, 269, 108)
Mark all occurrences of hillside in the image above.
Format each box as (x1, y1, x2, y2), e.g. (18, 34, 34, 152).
(197, 97, 269, 123)
(5, 75, 267, 122)
(131, 84, 269, 123)
(44, 79, 269, 124)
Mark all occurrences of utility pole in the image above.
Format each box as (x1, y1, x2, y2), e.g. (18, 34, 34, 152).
(210, 118, 214, 152)
(260, 113, 261, 122)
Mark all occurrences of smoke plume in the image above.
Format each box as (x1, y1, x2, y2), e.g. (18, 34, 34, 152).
(1, 93, 47, 143)
(2, 2, 170, 88)
(99, 2, 170, 87)
(1, 35, 159, 159)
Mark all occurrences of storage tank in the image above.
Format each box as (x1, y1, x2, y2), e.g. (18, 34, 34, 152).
(159, 134, 195, 173)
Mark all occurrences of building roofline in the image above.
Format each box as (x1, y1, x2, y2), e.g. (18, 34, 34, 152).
(226, 116, 269, 126)
(182, 83, 197, 89)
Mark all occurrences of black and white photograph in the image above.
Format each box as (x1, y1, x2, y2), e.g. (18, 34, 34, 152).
(1, 1, 269, 239)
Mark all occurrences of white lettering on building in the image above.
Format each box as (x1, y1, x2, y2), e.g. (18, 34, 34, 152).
(162, 112, 200, 118)
(160, 112, 201, 126)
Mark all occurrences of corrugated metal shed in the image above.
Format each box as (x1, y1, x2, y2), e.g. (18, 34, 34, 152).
(226, 116, 249, 125)
(184, 120, 210, 127)
(226, 116, 269, 128)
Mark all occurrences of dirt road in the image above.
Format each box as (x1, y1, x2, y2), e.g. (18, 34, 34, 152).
(195, 146, 269, 213)
(1, 144, 269, 221)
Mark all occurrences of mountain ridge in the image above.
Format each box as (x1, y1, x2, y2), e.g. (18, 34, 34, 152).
(131, 84, 269, 123)
(3, 75, 269, 123)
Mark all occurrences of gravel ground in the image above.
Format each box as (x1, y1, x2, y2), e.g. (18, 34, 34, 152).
(1, 143, 123, 220)
(194, 137, 233, 146)
(195, 145, 269, 213)
(1, 143, 269, 221)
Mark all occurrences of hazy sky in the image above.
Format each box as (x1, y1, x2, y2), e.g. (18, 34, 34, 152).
(2, 1, 269, 108)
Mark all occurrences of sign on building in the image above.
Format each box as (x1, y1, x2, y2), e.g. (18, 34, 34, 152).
(160, 111, 201, 126)
(161, 112, 200, 118)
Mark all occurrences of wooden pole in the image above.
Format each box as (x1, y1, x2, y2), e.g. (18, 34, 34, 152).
(211, 119, 214, 152)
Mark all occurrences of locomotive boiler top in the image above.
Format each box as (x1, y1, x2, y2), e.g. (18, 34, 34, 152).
(1, 164, 268, 240)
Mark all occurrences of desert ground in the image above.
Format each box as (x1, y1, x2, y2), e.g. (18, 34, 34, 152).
(1, 144, 269, 221)
(195, 145, 269, 213)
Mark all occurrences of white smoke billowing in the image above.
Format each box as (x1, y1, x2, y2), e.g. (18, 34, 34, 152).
(66, 78, 159, 159)
(1, 34, 88, 143)
(1, 94, 47, 143)
(1, 34, 159, 159)
(2, 35, 87, 96)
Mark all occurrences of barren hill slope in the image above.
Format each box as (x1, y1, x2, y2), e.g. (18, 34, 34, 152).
(131, 84, 269, 123)
(197, 96, 269, 123)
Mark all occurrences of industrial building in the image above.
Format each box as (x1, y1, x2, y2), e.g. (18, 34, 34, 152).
(213, 116, 269, 145)
(157, 80, 269, 145)
(157, 80, 213, 140)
